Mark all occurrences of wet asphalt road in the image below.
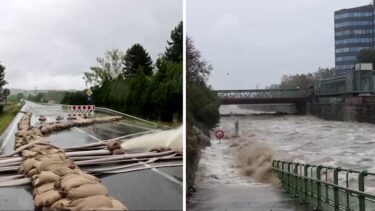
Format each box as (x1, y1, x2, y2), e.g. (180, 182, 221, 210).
(0, 102, 182, 210)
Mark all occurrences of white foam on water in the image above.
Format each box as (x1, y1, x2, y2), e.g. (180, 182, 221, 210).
(214, 105, 375, 192)
(195, 138, 270, 188)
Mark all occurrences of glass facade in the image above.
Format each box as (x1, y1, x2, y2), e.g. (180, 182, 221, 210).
(335, 11, 373, 20)
(334, 4, 375, 76)
(336, 46, 370, 53)
(335, 29, 373, 36)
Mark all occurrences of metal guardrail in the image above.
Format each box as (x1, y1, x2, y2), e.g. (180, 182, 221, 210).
(272, 160, 375, 211)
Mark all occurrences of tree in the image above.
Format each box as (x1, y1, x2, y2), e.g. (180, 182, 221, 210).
(0, 63, 8, 88)
(165, 21, 183, 63)
(187, 37, 219, 129)
(122, 44, 153, 77)
(357, 49, 375, 64)
(84, 49, 124, 86)
(187, 37, 212, 85)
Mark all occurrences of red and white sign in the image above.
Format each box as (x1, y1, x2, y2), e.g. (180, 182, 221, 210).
(67, 105, 96, 117)
(215, 129, 224, 139)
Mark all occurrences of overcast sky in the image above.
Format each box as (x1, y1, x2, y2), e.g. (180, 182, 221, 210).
(0, 0, 181, 90)
(188, 0, 373, 89)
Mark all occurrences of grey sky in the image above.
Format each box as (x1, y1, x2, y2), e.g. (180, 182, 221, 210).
(188, 0, 372, 89)
(0, 0, 181, 90)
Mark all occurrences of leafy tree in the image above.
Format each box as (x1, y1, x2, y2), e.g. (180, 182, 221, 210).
(187, 37, 212, 85)
(122, 44, 153, 77)
(187, 37, 219, 129)
(165, 21, 183, 63)
(84, 49, 124, 86)
(357, 49, 375, 64)
(0, 63, 8, 88)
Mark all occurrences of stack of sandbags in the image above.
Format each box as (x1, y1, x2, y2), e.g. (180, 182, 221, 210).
(15, 128, 43, 149)
(18, 112, 32, 131)
(72, 118, 95, 127)
(39, 122, 75, 134)
(15, 113, 128, 210)
(94, 116, 123, 123)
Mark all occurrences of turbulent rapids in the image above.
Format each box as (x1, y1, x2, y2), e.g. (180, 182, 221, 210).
(0, 111, 182, 210)
(195, 104, 375, 192)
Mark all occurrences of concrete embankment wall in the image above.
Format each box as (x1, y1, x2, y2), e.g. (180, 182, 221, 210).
(310, 96, 375, 123)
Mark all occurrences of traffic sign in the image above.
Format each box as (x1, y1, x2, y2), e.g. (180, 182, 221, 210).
(2, 89, 10, 97)
(215, 129, 224, 139)
(86, 89, 93, 96)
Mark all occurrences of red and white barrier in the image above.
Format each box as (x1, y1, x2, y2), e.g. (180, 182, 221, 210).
(67, 105, 96, 117)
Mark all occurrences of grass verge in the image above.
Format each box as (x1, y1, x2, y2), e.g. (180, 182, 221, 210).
(0, 102, 22, 135)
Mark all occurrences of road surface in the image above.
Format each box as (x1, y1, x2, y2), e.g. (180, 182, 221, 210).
(0, 101, 182, 210)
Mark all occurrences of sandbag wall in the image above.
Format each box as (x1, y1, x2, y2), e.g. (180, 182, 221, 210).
(15, 112, 127, 210)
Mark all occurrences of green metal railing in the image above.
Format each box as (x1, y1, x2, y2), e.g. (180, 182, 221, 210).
(272, 160, 375, 211)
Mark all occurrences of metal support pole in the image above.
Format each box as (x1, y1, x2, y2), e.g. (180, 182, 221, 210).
(282, 162, 286, 191)
(333, 167, 341, 211)
(315, 165, 323, 211)
(294, 163, 300, 198)
(287, 162, 292, 193)
(359, 170, 368, 211)
(304, 164, 310, 201)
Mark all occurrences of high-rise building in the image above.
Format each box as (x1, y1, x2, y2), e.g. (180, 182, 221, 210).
(334, 2, 375, 76)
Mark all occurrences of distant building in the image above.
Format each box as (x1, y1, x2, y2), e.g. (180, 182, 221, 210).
(334, 1, 375, 76)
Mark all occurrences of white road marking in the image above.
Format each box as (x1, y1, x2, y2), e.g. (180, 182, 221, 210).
(72, 127, 102, 142)
(133, 158, 182, 186)
(118, 121, 154, 131)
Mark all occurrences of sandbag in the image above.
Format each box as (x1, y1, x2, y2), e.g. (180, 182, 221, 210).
(35, 159, 75, 172)
(34, 189, 61, 207)
(27, 168, 38, 177)
(110, 198, 128, 210)
(33, 183, 54, 196)
(63, 195, 113, 210)
(20, 158, 37, 174)
(53, 167, 77, 177)
(66, 183, 108, 200)
(51, 198, 71, 209)
(34, 171, 60, 186)
(22, 150, 37, 159)
(60, 174, 97, 190)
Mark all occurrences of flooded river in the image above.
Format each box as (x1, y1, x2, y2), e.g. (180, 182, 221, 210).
(188, 104, 375, 210)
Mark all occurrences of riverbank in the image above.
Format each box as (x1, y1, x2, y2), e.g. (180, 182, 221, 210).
(187, 131, 310, 211)
(188, 104, 375, 209)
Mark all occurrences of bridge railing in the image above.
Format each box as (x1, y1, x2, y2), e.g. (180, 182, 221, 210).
(272, 160, 375, 211)
(215, 89, 309, 99)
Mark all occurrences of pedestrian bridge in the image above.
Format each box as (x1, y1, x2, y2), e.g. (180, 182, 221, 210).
(215, 89, 309, 105)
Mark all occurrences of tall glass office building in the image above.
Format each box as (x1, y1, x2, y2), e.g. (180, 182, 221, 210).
(334, 2, 375, 75)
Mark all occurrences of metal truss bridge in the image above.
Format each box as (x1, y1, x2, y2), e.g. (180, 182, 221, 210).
(215, 89, 309, 105)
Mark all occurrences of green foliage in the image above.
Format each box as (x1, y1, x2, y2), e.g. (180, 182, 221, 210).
(186, 37, 219, 129)
(0, 63, 7, 88)
(187, 37, 212, 86)
(279, 67, 335, 89)
(357, 49, 375, 64)
(63, 22, 182, 122)
(187, 82, 220, 129)
(123, 44, 153, 78)
(0, 102, 21, 134)
(8, 93, 25, 102)
(84, 49, 125, 87)
(165, 21, 183, 63)
(61, 91, 86, 105)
